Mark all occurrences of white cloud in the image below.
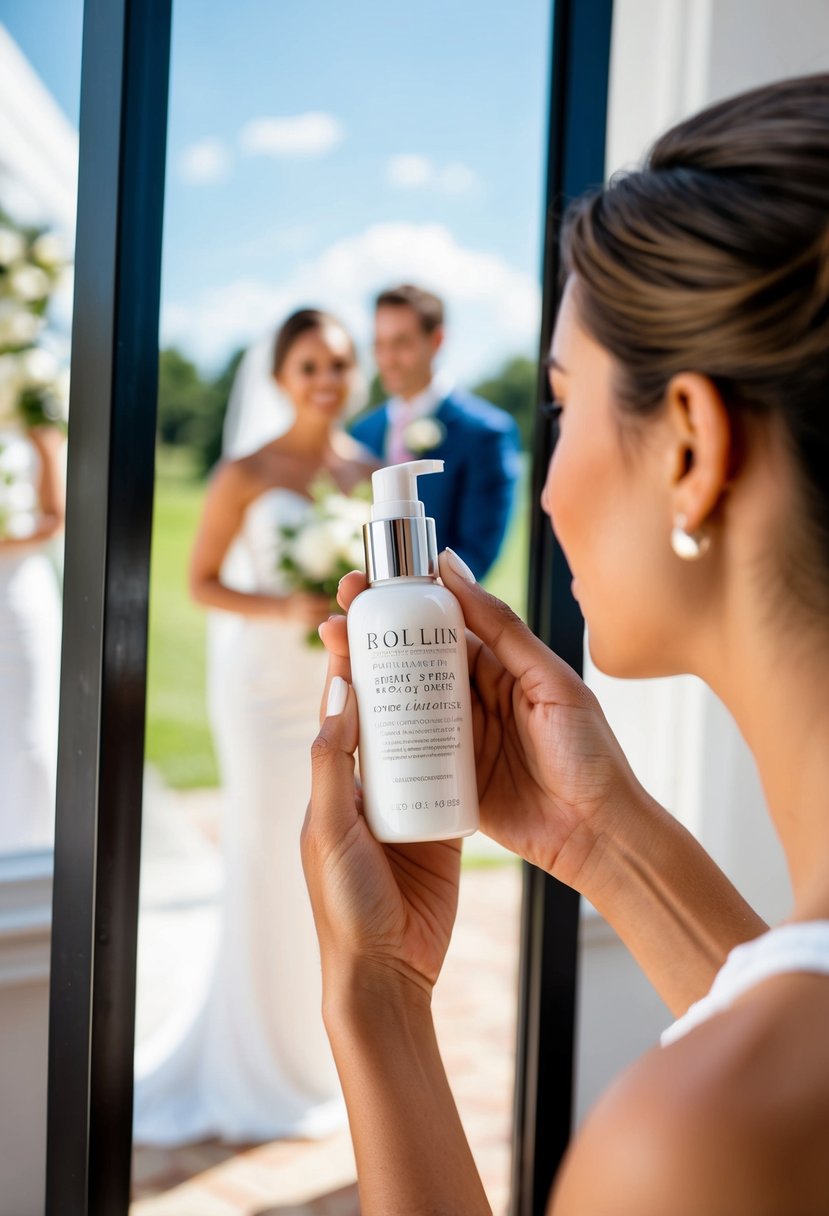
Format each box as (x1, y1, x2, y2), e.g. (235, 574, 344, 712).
(386, 155, 479, 194)
(387, 154, 434, 188)
(228, 224, 317, 260)
(439, 162, 479, 195)
(161, 222, 540, 384)
(178, 139, 232, 185)
(239, 112, 344, 159)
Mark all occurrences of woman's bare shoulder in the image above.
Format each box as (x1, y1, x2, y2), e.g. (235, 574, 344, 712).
(550, 974, 829, 1215)
(335, 431, 381, 473)
(207, 449, 291, 500)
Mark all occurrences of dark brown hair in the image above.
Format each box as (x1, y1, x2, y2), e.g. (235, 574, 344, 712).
(272, 308, 355, 377)
(375, 284, 444, 334)
(562, 73, 829, 592)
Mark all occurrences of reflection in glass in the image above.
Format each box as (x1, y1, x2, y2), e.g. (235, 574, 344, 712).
(133, 0, 548, 1209)
(0, 23, 76, 859)
(0, 9, 80, 1212)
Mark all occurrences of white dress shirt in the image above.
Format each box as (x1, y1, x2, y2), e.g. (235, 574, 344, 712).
(385, 372, 454, 459)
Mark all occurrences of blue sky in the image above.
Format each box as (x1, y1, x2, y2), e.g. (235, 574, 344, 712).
(4, 0, 551, 382)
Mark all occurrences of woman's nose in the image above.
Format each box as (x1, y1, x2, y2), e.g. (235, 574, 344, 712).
(540, 481, 550, 516)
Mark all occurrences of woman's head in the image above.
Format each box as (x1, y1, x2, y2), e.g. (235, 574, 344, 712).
(544, 73, 829, 679)
(272, 309, 357, 421)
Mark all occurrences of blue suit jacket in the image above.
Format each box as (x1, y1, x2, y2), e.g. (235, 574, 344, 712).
(351, 390, 521, 581)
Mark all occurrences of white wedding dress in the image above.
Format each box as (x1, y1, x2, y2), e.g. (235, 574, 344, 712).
(0, 429, 61, 854)
(133, 488, 345, 1145)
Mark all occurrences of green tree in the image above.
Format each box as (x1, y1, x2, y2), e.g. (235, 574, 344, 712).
(188, 347, 245, 475)
(473, 355, 538, 450)
(156, 348, 209, 446)
(156, 346, 245, 475)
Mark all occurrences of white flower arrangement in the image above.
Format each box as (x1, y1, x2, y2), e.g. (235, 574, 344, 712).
(0, 218, 69, 432)
(278, 475, 372, 644)
(402, 415, 446, 455)
(0, 439, 38, 540)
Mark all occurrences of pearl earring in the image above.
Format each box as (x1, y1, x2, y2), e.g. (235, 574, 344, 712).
(670, 513, 711, 561)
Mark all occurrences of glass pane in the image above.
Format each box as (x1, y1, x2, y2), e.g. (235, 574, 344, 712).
(133, 1, 549, 1211)
(0, 4, 82, 1210)
(0, 4, 79, 859)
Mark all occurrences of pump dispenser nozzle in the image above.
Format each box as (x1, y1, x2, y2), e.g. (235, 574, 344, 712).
(363, 459, 444, 583)
(370, 459, 444, 522)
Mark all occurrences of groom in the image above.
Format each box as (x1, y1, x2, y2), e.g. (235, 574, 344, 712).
(351, 284, 521, 581)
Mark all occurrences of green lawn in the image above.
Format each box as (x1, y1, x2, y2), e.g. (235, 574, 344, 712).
(145, 448, 219, 788)
(145, 448, 529, 789)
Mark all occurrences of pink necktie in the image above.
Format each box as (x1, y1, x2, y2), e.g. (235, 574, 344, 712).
(387, 408, 413, 465)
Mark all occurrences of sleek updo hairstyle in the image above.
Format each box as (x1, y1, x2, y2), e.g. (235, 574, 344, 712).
(272, 308, 356, 378)
(562, 73, 829, 604)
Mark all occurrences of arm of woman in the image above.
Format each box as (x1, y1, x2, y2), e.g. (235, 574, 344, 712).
(0, 426, 65, 551)
(304, 675, 492, 1216)
(189, 461, 326, 622)
(327, 562, 766, 1018)
(310, 610, 790, 1216)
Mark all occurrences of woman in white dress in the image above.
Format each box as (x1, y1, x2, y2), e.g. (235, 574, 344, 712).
(133, 309, 377, 1145)
(304, 75, 829, 1213)
(0, 424, 64, 854)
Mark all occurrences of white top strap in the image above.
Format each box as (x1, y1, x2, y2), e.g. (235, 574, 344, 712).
(661, 920, 829, 1046)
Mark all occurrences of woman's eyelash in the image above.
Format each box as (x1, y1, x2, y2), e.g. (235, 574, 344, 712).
(541, 399, 564, 421)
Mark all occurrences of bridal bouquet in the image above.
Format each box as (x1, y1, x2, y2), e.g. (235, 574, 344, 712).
(0, 439, 37, 540)
(277, 475, 372, 644)
(0, 219, 70, 432)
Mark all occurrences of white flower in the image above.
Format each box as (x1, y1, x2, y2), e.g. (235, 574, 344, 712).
(9, 265, 51, 302)
(0, 300, 42, 348)
(0, 438, 30, 478)
(54, 368, 71, 421)
(326, 493, 371, 527)
(0, 442, 36, 539)
(290, 519, 343, 582)
(0, 228, 26, 267)
(342, 534, 366, 569)
(19, 347, 59, 386)
(30, 233, 64, 271)
(402, 416, 446, 454)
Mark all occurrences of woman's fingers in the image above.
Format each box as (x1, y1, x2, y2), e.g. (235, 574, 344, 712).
(337, 570, 367, 611)
(318, 613, 349, 657)
(308, 677, 361, 844)
(438, 551, 563, 689)
(319, 642, 353, 724)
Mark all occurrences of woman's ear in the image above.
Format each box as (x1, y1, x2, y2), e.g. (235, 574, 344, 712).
(664, 373, 733, 531)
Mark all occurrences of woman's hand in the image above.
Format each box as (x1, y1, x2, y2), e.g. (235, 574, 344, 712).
(302, 673, 461, 1001)
(320, 554, 646, 893)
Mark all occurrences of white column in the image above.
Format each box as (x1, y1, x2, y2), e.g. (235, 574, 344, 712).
(0, 851, 51, 1216)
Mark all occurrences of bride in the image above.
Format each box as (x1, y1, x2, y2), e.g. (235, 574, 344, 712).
(133, 308, 377, 1145)
(0, 423, 64, 854)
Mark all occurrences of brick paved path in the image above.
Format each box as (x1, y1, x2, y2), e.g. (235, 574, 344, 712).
(132, 803, 521, 1216)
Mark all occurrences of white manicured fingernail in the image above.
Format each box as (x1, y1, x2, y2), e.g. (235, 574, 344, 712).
(326, 676, 348, 717)
(443, 548, 476, 583)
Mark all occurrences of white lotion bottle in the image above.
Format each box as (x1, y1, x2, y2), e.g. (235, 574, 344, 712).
(347, 459, 479, 843)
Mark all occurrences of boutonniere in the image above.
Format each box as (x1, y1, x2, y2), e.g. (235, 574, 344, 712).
(402, 416, 446, 454)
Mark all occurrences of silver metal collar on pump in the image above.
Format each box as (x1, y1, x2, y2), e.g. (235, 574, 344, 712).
(363, 458, 443, 582)
(363, 516, 438, 583)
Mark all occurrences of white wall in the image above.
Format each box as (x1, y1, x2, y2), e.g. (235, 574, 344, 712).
(0, 24, 78, 235)
(575, 0, 829, 1122)
(0, 851, 51, 1216)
